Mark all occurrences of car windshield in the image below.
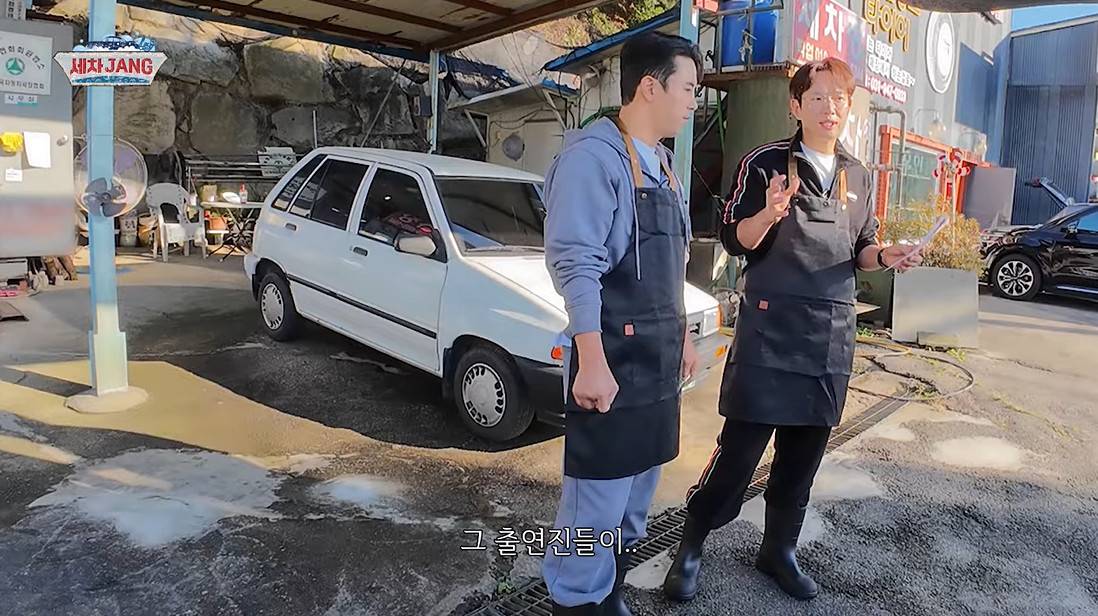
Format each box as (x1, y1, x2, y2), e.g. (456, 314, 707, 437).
(435, 178, 546, 254)
(1045, 205, 1090, 228)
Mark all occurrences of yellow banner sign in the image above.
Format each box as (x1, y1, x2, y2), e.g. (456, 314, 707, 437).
(863, 0, 920, 52)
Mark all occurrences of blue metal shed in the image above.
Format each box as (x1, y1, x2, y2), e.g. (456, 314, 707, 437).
(1001, 16, 1098, 224)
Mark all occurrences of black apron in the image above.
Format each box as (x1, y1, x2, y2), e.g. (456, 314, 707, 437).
(563, 120, 688, 480)
(719, 148, 858, 427)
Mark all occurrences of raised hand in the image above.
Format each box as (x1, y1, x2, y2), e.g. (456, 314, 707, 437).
(764, 172, 800, 223)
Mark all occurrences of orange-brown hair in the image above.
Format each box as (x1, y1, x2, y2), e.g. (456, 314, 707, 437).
(789, 58, 855, 103)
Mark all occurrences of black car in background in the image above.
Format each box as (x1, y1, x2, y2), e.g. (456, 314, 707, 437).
(982, 183, 1098, 301)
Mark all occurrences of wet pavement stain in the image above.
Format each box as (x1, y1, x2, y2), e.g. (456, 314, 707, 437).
(310, 474, 461, 530)
(29, 449, 284, 547)
(931, 436, 1028, 472)
(870, 403, 994, 443)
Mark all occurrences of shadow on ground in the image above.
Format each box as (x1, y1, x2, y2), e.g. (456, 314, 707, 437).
(143, 310, 564, 453)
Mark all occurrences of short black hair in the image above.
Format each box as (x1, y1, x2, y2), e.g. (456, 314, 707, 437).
(620, 31, 703, 105)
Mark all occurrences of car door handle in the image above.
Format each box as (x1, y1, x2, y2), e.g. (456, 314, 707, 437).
(284, 223, 297, 231)
(352, 246, 369, 257)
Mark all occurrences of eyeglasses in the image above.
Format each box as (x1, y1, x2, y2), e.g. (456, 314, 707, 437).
(804, 93, 850, 109)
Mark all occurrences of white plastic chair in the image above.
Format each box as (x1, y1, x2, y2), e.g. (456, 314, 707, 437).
(146, 183, 207, 261)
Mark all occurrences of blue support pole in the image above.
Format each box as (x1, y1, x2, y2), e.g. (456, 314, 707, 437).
(86, 0, 129, 394)
(675, 0, 700, 199)
(428, 49, 440, 153)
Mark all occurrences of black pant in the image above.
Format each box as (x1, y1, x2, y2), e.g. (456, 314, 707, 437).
(685, 419, 830, 530)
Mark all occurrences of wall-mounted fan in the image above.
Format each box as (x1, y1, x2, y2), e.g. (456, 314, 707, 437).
(502, 133, 525, 162)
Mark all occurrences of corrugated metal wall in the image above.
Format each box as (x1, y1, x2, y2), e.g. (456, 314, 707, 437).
(1009, 21, 1098, 87)
(1001, 20, 1098, 224)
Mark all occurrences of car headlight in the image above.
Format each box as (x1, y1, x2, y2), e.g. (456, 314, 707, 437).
(701, 308, 719, 337)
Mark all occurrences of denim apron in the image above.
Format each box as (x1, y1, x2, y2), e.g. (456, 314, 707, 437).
(563, 119, 688, 479)
(720, 147, 858, 426)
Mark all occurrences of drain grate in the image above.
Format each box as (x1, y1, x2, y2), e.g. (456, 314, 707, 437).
(466, 397, 906, 616)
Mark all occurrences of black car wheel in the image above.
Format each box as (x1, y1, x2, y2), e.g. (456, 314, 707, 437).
(991, 254, 1042, 301)
(452, 345, 534, 442)
(258, 272, 303, 341)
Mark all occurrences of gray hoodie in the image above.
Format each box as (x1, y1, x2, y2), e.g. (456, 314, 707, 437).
(544, 117, 691, 338)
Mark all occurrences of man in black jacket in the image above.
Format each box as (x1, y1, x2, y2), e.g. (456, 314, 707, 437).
(663, 57, 921, 602)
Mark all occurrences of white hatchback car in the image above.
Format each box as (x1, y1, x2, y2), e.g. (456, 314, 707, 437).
(246, 148, 729, 441)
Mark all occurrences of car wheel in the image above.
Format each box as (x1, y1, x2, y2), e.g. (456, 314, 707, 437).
(452, 345, 534, 442)
(258, 272, 302, 341)
(991, 254, 1042, 301)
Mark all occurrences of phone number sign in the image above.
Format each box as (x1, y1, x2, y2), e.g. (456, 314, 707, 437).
(865, 37, 916, 104)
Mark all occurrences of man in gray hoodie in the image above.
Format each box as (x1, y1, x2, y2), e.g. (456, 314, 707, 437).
(540, 32, 702, 616)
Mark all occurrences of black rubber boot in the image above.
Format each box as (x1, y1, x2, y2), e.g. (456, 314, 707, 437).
(754, 505, 819, 600)
(603, 550, 633, 616)
(662, 515, 710, 602)
(551, 601, 602, 615)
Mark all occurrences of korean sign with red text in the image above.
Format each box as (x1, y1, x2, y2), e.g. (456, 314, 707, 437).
(792, 0, 868, 83)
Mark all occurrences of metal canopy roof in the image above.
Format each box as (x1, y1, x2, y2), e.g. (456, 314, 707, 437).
(450, 78, 576, 113)
(543, 8, 676, 74)
(113, 0, 608, 60)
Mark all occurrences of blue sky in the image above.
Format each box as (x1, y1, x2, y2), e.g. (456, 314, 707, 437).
(1012, 3, 1098, 30)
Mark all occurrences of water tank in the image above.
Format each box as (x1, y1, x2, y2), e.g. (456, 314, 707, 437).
(720, 0, 778, 68)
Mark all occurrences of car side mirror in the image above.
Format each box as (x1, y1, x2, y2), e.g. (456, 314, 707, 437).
(395, 233, 437, 257)
(1062, 224, 1078, 236)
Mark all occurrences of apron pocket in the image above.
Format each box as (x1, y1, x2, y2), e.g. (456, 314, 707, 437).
(826, 302, 857, 375)
(794, 195, 839, 223)
(637, 190, 686, 237)
(613, 315, 684, 407)
(736, 295, 832, 377)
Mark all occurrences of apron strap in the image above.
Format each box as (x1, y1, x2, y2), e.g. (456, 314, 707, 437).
(659, 156, 679, 195)
(613, 116, 677, 195)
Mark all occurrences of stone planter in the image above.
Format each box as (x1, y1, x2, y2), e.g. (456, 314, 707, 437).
(892, 266, 980, 348)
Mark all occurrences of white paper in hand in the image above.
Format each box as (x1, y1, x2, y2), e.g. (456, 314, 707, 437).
(888, 215, 949, 271)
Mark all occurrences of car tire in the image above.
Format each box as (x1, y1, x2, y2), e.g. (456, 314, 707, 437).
(990, 254, 1042, 301)
(452, 345, 534, 442)
(258, 272, 302, 341)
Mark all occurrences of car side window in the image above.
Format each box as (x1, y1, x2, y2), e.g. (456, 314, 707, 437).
(289, 160, 325, 218)
(289, 159, 368, 228)
(309, 160, 370, 229)
(358, 168, 434, 244)
(271, 156, 322, 211)
(1076, 212, 1098, 233)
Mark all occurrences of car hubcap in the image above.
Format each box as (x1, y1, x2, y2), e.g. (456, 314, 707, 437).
(261, 283, 284, 329)
(997, 260, 1035, 297)
(462, 363, 506, 428)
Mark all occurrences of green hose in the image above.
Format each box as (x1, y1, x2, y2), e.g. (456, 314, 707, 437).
(580, 106, 621, 128)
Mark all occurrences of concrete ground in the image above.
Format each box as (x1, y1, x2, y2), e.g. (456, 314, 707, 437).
(0, 250, 1096, 615)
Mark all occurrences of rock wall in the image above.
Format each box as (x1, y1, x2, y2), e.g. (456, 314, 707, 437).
(53, 2, 484, 181)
